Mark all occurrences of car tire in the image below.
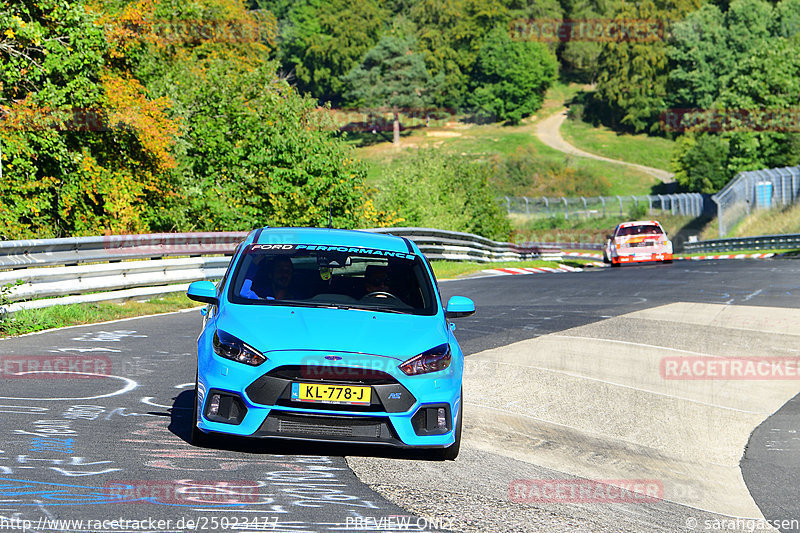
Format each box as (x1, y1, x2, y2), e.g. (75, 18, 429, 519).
(610, 261, 620, 268)
(190, 374, 212, 447)
(437, 390, 463, 461)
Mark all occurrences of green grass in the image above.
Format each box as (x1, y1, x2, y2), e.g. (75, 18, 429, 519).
(355, 119, 661, 194)
(560, 118, 676, 172)
(678, 249, 792, 258)
(0, 292, 200, 337)
(508, 212, 696, 248)
(346, 82, 661, 195)
(724, 203, 800, 238)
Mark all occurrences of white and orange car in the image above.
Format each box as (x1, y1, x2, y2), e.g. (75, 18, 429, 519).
(603, 220, 673, 266)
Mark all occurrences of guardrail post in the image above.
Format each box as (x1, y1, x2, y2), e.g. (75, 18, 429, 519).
(581, 196, 588, 218)
(504, 196, 511, 215)
(543, 197, 550, 218)
(648, 196, 653, 214)
(562, 197, 568, 220)
(524, 196, 530, 216)
(599, 196, 606, 218)
(616, 195, 622, 217)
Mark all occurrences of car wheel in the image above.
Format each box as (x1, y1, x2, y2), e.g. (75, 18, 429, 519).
(610, 261, 620, 268)
(190, 374, 212, 447)
(437, 390, 463, 461)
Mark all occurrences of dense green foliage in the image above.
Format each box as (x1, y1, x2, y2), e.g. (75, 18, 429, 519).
(0, 0, 178, 238)
(666, 0, 800, 191)
(376, 150, 512, 241)
(277, 0, 388, 103)
(468, 27, 557, 124)
(262, 0, 559, 121)
(0, 0, 397, 239)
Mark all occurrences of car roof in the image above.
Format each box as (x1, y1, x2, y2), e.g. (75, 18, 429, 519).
(617, 220, 663, 228)
(249, 227, 414, 254)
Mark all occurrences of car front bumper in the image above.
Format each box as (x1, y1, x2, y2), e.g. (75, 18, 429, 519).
(195, 350, 462, 448)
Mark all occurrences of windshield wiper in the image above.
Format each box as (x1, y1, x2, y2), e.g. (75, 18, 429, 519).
(351, 306, 407, 314)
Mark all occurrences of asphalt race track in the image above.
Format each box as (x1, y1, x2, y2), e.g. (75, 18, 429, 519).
(1, 258, 799, 532)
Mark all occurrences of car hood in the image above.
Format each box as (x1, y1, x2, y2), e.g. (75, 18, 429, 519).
(216, 304, 448, 361)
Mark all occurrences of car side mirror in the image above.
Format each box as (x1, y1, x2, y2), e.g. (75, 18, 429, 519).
(445, 296, 475, 319)
(187, 280, 219, 305)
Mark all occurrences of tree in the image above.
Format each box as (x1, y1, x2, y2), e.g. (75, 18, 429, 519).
(468, 26, 557, 124)
(666, 4, 730, 109)
(376, 149, 512, 240)
(409, 0, 510, 107)
(557, 0, 617, 82)
(343, 34, 433, 145)
(278, 0, 388, 102)
(119, 0, 397, 230)
(593, 0, 703, 133)
(0, 0, 179, 238)
(669, 7, 800, 191)
(672, 134, 730, 192)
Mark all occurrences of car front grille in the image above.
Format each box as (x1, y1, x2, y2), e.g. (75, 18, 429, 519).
(256, 412, 393, 442)
(245, 365, 416, 414)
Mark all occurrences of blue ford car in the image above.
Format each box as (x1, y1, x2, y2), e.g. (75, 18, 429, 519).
(186, 227, 475, 460)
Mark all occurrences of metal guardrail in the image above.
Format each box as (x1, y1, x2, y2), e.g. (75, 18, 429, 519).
(682, 234, 800, 254)
(0, 228, 563, 314)
(0, 232, 249, 269)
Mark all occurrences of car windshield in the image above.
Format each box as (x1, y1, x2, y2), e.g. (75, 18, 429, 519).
(616, 225, 663, 237)
(227, 244, 438, 315)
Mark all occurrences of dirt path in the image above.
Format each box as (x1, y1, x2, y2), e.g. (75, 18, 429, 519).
(536, 110, 675, 183)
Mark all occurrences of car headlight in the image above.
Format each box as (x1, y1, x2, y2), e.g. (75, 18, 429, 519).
(213, 330, 266, 366)
(399, 344, 451, 376)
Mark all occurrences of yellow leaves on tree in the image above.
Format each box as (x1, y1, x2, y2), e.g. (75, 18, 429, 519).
(102, 74, 178, 172)
(94, 0, 277, 58)
(63, 154, 150, 236)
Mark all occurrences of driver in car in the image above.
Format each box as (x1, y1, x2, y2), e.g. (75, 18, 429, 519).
(241, 256, 295, 300)
(363, 265, 391, 297)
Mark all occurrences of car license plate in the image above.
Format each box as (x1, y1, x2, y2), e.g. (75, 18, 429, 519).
(291, 383, 372, 405)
